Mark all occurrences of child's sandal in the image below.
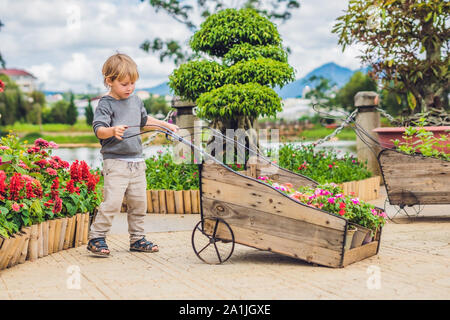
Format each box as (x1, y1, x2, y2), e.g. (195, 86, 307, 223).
(87, 237, 111, 257)
(130, 237, 159, 253)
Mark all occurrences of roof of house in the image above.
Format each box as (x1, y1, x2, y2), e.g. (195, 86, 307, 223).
(0, 68, 37, 79)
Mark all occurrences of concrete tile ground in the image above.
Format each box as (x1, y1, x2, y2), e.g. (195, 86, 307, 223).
(1, 188, 449, 300)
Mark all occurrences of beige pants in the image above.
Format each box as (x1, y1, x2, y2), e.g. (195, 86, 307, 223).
(89, 159, 147, 244)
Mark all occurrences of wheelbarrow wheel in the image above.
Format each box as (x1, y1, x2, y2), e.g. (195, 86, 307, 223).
(191, 217, 235, 264)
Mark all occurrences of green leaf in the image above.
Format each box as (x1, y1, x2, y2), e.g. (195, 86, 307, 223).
(407, 92, 417, 111)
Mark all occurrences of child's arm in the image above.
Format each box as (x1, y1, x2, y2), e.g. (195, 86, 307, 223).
(96, 125, 128, 140)
(144, 116, 179, 133)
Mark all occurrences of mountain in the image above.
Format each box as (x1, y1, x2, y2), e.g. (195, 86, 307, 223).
(140, 62, 370, 99)
(275, 62, 358, 99)
(139, 82, 172, 96)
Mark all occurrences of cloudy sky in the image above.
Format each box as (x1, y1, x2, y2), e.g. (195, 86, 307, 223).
(0, 0, 365, 93)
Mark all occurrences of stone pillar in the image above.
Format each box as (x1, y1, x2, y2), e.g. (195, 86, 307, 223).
(171, 97, 201, 162)
(354, 91, 381, 178)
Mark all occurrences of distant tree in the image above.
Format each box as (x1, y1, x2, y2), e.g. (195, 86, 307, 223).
(333, 0, 449, 115)
(66, 92, 78, 125)
(140, 0, 300, 65)
(0, 19, 5, 68)
(334, 72, 378, 111)
(143, 95, 170, 115)
(85, 98, 94, 126)
(0, 74, 32, 125)
(50, 100, 70, 124)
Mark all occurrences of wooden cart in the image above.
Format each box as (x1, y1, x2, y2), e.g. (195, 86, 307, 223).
(378, 149, 450, 206)
(191, 160, 382, 268)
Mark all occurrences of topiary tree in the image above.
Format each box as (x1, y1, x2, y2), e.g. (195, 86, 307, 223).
(140, 0, 300, 64)
(169, 8, 295, 163)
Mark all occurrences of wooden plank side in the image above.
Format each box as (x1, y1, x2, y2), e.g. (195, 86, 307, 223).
(203, 220, 342, 268)
(342, 241, 379, 267)
(201, 175, 346, 231)
(379, 150, 450, 205)
(202, 197, 345, 252)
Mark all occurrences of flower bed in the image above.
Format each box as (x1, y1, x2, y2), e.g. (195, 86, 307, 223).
(275, 143, 380, 201)
(0, 133, 101, 270)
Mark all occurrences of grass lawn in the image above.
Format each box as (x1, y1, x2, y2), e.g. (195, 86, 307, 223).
(3, 120, 92, 133)
(296, 126, 356, 140)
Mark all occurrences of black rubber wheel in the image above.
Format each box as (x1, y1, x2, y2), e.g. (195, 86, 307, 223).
(191, 217, 235, 264)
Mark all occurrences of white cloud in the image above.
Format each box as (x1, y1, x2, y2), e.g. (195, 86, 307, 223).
(0, 0, 362, 92)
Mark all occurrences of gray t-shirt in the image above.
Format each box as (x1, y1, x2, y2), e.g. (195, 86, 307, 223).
(92, 94, 148, 160)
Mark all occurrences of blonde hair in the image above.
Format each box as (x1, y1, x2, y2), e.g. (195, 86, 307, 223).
(102, 53, 139, 87)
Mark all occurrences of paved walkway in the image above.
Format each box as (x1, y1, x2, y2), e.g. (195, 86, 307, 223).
(1, 188, 449, 300)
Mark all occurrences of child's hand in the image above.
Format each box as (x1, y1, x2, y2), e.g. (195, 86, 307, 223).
(112, 125, 128, 140)
(166, 123, 179, 133)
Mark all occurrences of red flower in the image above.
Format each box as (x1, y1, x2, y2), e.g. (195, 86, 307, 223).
(53, 196, 62, 214)
(27, 146, 41, 154)
(80, 161, 90, 180)
(65, 179, 76, 193)
(8, 173, 24, 201)
(44, 199, 53, 208)
(70, 160, 81, 182)
(0, 79, 4, 92)
(51, 177, 59, 199)
(48, 159, 60, 169)
(339, 209, 345, 216)
(26, 181, 36, 198)
(33, 180, 43, 198)
(34, 138, 50, 148)
(46, 168, 57, 176)
(34, 159, 48, 168)
(87, 173, 100, 191)
(339, 202, 346, 209)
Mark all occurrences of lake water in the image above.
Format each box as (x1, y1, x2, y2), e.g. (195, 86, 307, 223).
(52, 140, 356, 169)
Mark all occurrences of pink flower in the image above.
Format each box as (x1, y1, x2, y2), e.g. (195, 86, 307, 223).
(12, 202, 20, 212)
(48, 141, 58, 149)
(0, 145, 9, 150)
(351, 198, 360, 205)
(34, 138, 50, 148)
(327, 197, 336, 204)
(328, 164, 333, 168)
(46, 168, 57, 176)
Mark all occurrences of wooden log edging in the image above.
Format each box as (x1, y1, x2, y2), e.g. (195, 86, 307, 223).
(146, 190, 200, 214)
(120, 190, 201, 214)
(338, 176, 381, 202)
(0, 212, 90, 271)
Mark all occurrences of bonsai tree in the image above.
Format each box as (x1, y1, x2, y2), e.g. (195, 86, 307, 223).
(332, 0, 449, 124)
(140, 0, 300, 64)
(169, 8, 295, 163)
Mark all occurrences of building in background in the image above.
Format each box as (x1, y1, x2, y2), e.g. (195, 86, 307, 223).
(0, 68, 37, 93)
